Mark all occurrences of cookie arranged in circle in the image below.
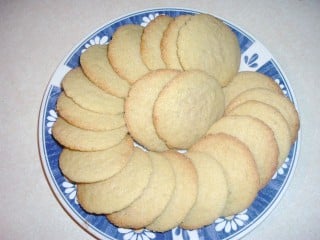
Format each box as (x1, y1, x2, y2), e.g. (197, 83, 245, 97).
(56, 92, 125, 131)
(59, 135, 134, 183)
(177, 13, 240, 86)
(225, 88, 300, 143)
(141, 15, 173, 70)
(80, 44, 130, 98)
(147, 151, 198, 232)
(52, 117, 127, 151)
(107, 151, 175, 229)
(50, 12, 301, 234)
(207, 115, 279, 188)
(227, 100, 291, 167)
(153, 70, 224, 149)
(125, 69, 180, 151)
(61, 67, 124, 114)
(77, 148, 152, 214)
(160, 14, 191, 70)
(108, 24, 149, 83)
(223, 71, 282, 106)
(190, 133, 260, 217)
(180, 151, 228, 229)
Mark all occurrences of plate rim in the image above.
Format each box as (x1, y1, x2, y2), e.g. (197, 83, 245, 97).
(38, 7, 301, 240)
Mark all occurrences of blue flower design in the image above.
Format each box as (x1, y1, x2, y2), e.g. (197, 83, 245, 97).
(141, 13, 160, 27)
(81, 35, 109, 53)
(172, 227, 200, 240)
(274, 78, 288, 95)
(118, 228, 156, 240)
(272, 157, 289, 179)
(214, 209, 249, 233)
(61, 180, 78, 205)
(244, 53, 259, 68)
(46, 109, 57, 135)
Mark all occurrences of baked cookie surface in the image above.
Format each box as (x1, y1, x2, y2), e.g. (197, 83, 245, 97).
(61, 67, 124, 114)
(141, 15, 173, 70)
(153, 70, 224, 149)
(77, 148, 152, 214)
(207, 115, 279, 188)
(107, 151, 175, 229)
(125, 69, 180, 151)
(227, 100, 291, 167)
(59, 135, 133, 183)
(147, 151, 198, 232)
(177, 14, 240, 86)
(80, 44, 130, 98)
(226, 88, 300, 143)
(180, 151, 228, 229)
(160, 14, 191, 70)
(223, 71, 282, 106)
(52, 117, 127, 151)
(108, 24, 149, 83)
(56, 92, 125, 131)
(190, 133, 259, 217)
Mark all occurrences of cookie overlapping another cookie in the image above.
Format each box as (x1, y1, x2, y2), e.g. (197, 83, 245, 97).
(51, 12, 300, 233)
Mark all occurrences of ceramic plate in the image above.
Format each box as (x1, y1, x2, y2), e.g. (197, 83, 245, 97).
(38, 8, 300, 240)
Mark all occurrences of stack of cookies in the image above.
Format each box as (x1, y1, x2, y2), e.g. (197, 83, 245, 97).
(52, 13, 300, 232)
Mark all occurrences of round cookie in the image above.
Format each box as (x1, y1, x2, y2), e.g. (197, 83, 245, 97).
(223, 71, 282, 106)
(177, 13, 240, 87)
(59, 135, 134, 183)
(147, 151, 198, 232)
(52, 117, 127, 151)
(160, 14, 191, 70)
(80, 44, 130, 98)
(225, 88, 300, 143)
(153, 70, 224, 149)
(108, 24, 149, 83)
(61, 67, 124, 114)
(180, 151, 228, 229)
(227, 100, 291, 167)
(107, 151, 175, 229)
(125, 69, 180, 151)
(56, 92, 125, 131)
(77, 148, 152, 214)
(141, 15, 173, 70)
(207, 115, 279, 188)
(190, 133, 260, 217)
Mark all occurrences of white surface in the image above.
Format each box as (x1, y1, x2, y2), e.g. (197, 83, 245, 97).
(1, 1, 319, 239)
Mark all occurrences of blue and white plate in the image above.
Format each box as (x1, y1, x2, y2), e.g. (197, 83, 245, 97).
(38, 8, 300, 240)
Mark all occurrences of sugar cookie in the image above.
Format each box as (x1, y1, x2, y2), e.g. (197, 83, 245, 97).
(190, 133, 259, 216)
(180, 151, 228, 229)
(225, 88, 300, 143)
(80, 44, 130, 98)
(108, 24, 149, 83)
(147, 151, 197, 232)
(177, 14, 240, 86)
(223, 71, 282, 106)
(59, 135, 133, 183)
(52, 117, 127, 151)
(207, 115, 279, 188)
(141, 15, 173, 70)
(125, 69, 180, 151)
(56, 92, 125, 131)
(227, 100, 291, 167)
(160, 14, 191, 70)
(77, 148, 152, 214)
(107, 151, 175, 229)
(153, 70, 224, 149)
(61, 67, 124, 114)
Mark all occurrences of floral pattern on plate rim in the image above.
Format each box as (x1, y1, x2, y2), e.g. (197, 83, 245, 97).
(38, 8, 300, 240)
